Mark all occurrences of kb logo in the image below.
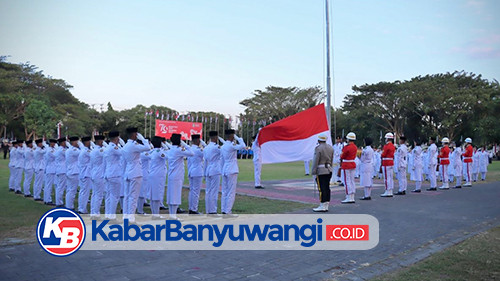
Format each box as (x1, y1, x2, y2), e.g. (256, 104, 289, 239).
(36, 208, 86, 256)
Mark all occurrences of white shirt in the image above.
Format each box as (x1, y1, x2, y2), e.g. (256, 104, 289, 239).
(333, 143, 342, 163)
(397, 144, 408, 169)
(24, 147, 35, 170)
(55, 146, 67, 174)
(167, 145, 194, 180)
(251, 139, 261, 163)
(78, 146, 92, 179)
(204, 142, 222, 177)
(90, 145, 106, 180)
(104, 142, 123, 179)
(187, 144, 204, 177)
(66, 146, 80, 176)
(122, 139, 151, 180)
(34, 146, 46, 171)
(221, 137, 246, 176)
(413, 146, 423, 168)
(44, 146, 57, 174)
(360, 146, 374, 172)
(428, 143, 438, 165)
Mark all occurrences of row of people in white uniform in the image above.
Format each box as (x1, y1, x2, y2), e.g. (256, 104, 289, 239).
(7, 128, 246, 222)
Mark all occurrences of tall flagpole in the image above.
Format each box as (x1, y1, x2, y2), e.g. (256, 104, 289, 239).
(325, 0, 333, 137)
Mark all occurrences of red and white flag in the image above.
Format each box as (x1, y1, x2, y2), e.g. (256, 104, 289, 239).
(257, 104, 331, 164)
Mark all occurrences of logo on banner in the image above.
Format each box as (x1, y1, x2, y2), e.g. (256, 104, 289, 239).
(36, 208, 86, 257)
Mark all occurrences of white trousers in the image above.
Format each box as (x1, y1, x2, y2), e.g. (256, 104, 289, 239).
(342, 169, 356, 195)
(189, 176, 203, 212)
(90, 178, 105, 216)
(304, 161, 310, 175)
(140, 177, 150, 200)
(124, 177, 143, 222)
(360, 170, 373, 187)
(44, 173, 55, 203)
(105, 177, 122, 219)
(429, 164, 437, 188)
(254, 160, 262, 187)
(167, 178, 183, 205)
(9, 166, 15, 189)
(398, 167, 407, 192)
(382, 166, 394, 191)
(56, 173, 67, 206)
(34, 170, 44, 199)
(15, 167, 23, 191)
(440, 165, 448, 186)
(205, 175, 220, 214)
(221, 173, 238, 214)
(333, 164, 340, 182)
(65, 174, 79, 209)
(23, 169, 34, 195)
(78, 177, 92, 213)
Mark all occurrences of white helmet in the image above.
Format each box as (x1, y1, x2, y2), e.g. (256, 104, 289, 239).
(441, 137, 450, 143)
(385, 132, 394, 139)
(346, 132, 356, 140)
(317, 133, 328, 142)
(465, 137, 472, 143)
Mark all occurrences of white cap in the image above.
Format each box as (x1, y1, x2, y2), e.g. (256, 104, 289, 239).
(318, 133, 328, 142)
(385, 132, 394, 139)
(465, 137, 472, 143)
(441, 137, 450, 143)
(346, 132, 356, 140)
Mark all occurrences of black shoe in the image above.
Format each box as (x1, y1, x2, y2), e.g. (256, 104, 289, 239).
(120, 209, 123, 214)
(481, 179, 485, 181)
(305, 173, 310, 176)
(394, 191, 406, 195)
(188, 210, 200, 214)
(411, 189, 421, 193)
(339, 183, 344, 187)
(77, 211, 88, 215)
(55, 205, 64, 208)
(359, 196, 371, 200)
(144, 202, 150, 207)
(160, 206, 167, 210)
(176, 208, 186, 214)
(44, 202, 55, 206)
(8, 189, 14, 192)
(34, 198, 43, 201)
(255, 186, 265, 189)
(426, 187, 437, 191)
(337, 180, 341, 183)
(15, 190, 22, 194)
(453, 185, 462, 189)
(24, 194, 33, 198)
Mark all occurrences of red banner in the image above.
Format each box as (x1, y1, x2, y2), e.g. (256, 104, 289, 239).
(155, 120, 203, 140)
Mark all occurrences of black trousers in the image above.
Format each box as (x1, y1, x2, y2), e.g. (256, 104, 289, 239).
(316, 173, 332, 203)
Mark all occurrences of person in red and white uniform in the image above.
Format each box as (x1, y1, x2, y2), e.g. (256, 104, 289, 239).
(462, 137, 473, 187)
(380, 133, 396, 197)
(438, 137, 451, 190)
(340, 132, 357, 204)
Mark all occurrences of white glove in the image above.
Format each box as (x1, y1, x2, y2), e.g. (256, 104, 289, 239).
(150, 142, 154, 149)
(218, 137, 225, 144)
(234, 134, 240, 139)
(78, 141, 85, 149)
(43, 141, 49, 149)
(102, 141, 108, 148)
(165, 142, 172, 149)
(90, 141, 96, 149)
(119, 137, 126, 147)
(180, 140, 187, 148)
(137, 132, 146, 142)
(54, 143, 59, 149)
(66, 142, 71, 148)
(200, 140, 207, 147)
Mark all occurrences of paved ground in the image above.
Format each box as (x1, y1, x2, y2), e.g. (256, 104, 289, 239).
(1, 180, 499, 281)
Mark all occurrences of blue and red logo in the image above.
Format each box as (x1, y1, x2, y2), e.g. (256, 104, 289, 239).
(36, 208, 86, 256)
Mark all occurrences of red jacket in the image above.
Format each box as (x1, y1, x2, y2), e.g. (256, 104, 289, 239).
(381, 142, 395, 166)
(463, 145, 473, 163)
(341, 142, 357, 170)
(439, 146, 450, 165)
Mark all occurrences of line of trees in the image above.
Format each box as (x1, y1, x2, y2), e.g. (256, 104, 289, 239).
(1, 56, 499, 147)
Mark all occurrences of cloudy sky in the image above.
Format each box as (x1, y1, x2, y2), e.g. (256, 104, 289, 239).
(1, 0, 499, 117)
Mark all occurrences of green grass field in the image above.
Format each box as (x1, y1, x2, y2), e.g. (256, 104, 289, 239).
(0, 158, 313, 244)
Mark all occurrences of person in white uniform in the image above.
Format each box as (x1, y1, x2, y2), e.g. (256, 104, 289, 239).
(8, 141, 18, 192)
(55, 137, 68, 207)
(203, 131, 222, 215)
(332, 137, 343, 183)
(187, 134, 205, 214)
(149, 136, 168, 219)
(452, 141, 463, 188)
(220, 129, 246, 217)
(252, 134, 264, 189)
(90, 135, 106, 218)
(122, 127, 150, 223)
(395, 136, 408, 195)
(137, 139, 152, 215)
(43, 139, 57, 205)
(472, 148, 480, 182)
(33, 139, 46, 201)
(22, 140, 35, 197)
(65, 136, 81, 210)
(104, 131, 123, 221)
(479, 147, 489, 181)
(411, 139, 424, 192)
(77, 136, 92, 214)
(426, 137, 438, 191)
(359, 137, 374, 200)
(166, 134, 193, 219)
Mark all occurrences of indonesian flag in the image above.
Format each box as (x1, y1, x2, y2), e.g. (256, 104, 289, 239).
(257, 104, 331, 164)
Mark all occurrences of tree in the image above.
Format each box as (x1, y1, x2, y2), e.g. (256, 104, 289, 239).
(24, 100, 57, 138)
